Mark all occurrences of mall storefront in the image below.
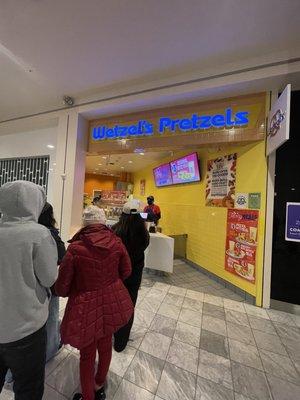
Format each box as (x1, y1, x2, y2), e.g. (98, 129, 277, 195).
(85, 93, 267, 306)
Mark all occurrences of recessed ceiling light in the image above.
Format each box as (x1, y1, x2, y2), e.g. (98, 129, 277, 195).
(102, 156, 107, 159)
(128, 160, 133, 164)
(121, 166, 124, 169)
(47, 144, 55, 149)
(139, 152, 145, 156)
(98, 163, 102, 166)
(53, 163, 56, 166)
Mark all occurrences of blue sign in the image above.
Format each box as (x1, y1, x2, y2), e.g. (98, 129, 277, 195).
(92, 108, 249, 141)
(286, 202, 300, 242)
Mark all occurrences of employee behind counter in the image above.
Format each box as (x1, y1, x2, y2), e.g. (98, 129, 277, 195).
(143, 196, 161, 225)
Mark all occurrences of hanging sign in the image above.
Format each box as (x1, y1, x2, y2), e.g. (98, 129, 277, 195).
(206, 154, 237, 207)
(225, 209, 259, 283)
(285, 203, 300, 242)
(267, 84, 291, 156)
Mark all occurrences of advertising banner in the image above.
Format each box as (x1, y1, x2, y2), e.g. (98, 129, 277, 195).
(101, 190, 126, 205)
(225, 209, 259, 283)
(206, 154, 237, 207)
(285, 202, 300, 242)
(267, 84, 291, 156)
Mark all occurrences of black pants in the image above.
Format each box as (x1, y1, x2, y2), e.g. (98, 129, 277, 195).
(114, 267, 143, 352)
(0, 325, 47, 400)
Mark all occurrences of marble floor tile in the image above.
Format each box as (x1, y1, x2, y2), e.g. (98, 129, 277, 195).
(134, 307, 156, 328)
(157, 362, 197, 400)
(234, 393, 254, 400)
(259, 349, 300, 385)
(248, 316, 277, 335)
(45, 348, 71, 377)
(43, 384, 66, 400)
(125, 350, 164, 393)
(150, 314, 177, 338)
(46, 352, 79, 399)
(168, 285, 187, 297)
(231, 362, 271, 400)
(202, 302, 225, 320)
(153, 282, 171, 292)
(202, 314, 227, 336)
(146, 288, 168, 302)
(106, 371, 122, 399)
(253, 329, 288, 356)
(139, 331, 171, 360)
(113, 379, 155, 400)
(195, 376, 234, 400)
(179, 308, 202, 328)
(129, 324, 148, 349)
(291, 313, 300, 328)
(204, 293, 224, 307)
(138, 297, 162, 313)
(223, 299, 246, 314)
(174, 321, 201, 347)
(163, 293, 185, 307)
(267, 374, 300, 400)
(200, 329, 229, 359)
(198, 349, 233, 390)
(273, 322, 300, 342)
(157, 302, 181, 320)
(110, 346, 137, 377)
(267, 309, 297, 326)
(186, 289, 205, 302)
(229, 339, 263, 371)
(226, 322, 256, 346)
(182, 297, 203, 312)
(225, 310, 250, 327)
(167, 339, 199, 374)
(280, 336, 300, 362)
(244, 304, 270, 320)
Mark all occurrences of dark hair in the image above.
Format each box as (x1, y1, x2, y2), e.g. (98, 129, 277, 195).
(92, 196, 101, 204)
(113, 213, 148, 252)
(38, 202, 57, 229)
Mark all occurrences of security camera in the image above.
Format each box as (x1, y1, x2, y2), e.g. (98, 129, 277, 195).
(62, 96, 74, 106)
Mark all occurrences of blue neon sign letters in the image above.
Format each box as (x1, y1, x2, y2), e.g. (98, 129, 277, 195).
(92, 108, 249, 141)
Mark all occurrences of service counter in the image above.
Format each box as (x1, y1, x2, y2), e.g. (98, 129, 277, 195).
(145, 232, 174, 273)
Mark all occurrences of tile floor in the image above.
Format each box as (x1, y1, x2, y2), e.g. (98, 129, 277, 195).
(3, 261, 300, 400)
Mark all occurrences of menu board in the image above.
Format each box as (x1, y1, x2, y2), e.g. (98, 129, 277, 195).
(153, 163, 173, 187)
(225, 209, 259, 283)
(206, 153, 237, 207)
(170, 153, 200, 184)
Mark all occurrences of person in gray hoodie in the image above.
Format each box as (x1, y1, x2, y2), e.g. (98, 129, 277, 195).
(0, 181, 58, 400)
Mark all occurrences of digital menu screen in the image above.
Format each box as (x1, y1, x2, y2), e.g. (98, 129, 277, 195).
(153, 163, 173, 187)
(170, 152, 201, 184)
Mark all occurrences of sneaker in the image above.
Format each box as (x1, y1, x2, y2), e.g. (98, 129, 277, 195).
(95, 386, 106, 400)
(73, 393, 83, 400)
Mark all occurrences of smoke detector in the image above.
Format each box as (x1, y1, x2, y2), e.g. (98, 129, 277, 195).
(62, 95, 74, 106)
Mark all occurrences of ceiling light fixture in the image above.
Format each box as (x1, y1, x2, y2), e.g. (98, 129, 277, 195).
(98, 163, 102, 166)
(47, 144, 55, 149)
(128, 161, 133, 164)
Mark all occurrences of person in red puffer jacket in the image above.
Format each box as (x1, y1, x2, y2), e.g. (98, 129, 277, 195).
(55, 206, 133, 400)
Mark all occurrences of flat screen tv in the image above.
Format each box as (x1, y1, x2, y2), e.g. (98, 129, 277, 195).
(153, 163, 173, 187)
(170, 152, 201, 184)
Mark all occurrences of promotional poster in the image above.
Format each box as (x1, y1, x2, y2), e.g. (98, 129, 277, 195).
(225, 209, 259, 283)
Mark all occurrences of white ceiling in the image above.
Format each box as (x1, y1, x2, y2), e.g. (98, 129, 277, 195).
(86, 151, 171, 175)
(0, 0, 300, 122)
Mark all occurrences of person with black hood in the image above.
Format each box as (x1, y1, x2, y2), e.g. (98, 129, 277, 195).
(38, 202, 66, 361)
(113, 200, 150, 352)
(0, 181, 57, 400)
(143, 195, 161, 225)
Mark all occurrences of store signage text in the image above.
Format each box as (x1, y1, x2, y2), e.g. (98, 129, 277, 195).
(92, 108, 249, 140)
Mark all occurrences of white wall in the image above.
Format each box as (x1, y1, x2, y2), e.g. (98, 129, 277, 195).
(0, 126, 58, 205)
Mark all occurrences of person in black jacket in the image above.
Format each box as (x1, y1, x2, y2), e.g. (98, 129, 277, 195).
(38, 202, 66, 361)
(112, 201, 150, 352)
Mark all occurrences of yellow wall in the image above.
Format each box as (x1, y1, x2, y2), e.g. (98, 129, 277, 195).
(133, 142, 267, 305)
